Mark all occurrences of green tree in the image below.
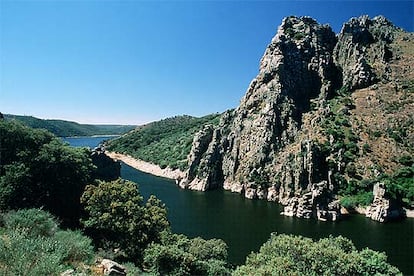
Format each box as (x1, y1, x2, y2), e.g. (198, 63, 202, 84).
(233, 233, 401, 276)
(80, 179, 169, 262)
(0, 120, 95, 226)
(143, 231, 231, 276)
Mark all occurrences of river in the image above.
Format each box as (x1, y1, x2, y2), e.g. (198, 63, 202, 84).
(65, 136, 414, 275)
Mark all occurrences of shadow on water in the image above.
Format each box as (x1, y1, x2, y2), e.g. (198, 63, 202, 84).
(121, 163, 414, 275)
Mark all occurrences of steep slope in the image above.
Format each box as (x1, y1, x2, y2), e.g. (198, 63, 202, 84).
(4, 114, 136, 137)
(178, 16, 413, 221)
(106, 114, 221, 170)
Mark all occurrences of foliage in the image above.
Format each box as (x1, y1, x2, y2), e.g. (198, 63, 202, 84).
(54, 230, 95, 264)
(81, 179, 169, 263)
(4, 113, 135, 137)
(2, 208, 58, 238)
(143, 231, 231, 276)
(0, 120, 95, 225)
(381, 165, 414, 207)
(106, 114, 221, 170)
(233, 233, 401, 276)
(0, 209, 94, 275)
(340, 192, 373, 209)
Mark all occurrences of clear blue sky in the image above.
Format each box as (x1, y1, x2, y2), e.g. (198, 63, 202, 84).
(1, 1, 413, 124)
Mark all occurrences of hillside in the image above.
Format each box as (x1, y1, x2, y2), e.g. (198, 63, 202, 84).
(107, 16, 413, 223)
(106, 114, 221, 170)
(176, 15, 413, 222)
(3, 114, 136, 137)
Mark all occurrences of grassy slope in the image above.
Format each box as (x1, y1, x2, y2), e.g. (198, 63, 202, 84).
(4, 114, 136, 137)
(106, 114, 221, 170)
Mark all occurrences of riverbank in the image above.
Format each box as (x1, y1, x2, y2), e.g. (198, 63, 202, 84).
(105, 151, 185, 180)
(349, 206, 414, 219)
(105, 152, 414, 219)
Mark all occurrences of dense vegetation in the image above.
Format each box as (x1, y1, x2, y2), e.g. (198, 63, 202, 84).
(4, 114, 136, 137)
(0, 119, 402, 274)
(106, 114, 221, 170)
(0, 209, 95, 275)
(0, 120, 95, 225)
(234, 234, 401, 275)
(144, 232, 232, 275)
(81, 179, 170, 263)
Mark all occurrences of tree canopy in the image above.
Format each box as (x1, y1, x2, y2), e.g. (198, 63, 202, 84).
(80, 179, 170, 262)
(0, 120, 95, 225)
(234, 233, 401, 276)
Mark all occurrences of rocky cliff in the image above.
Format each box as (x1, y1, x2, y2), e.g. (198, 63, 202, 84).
(179, 15, 413, 222)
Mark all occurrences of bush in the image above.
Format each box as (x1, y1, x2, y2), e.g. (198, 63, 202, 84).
(381, 165, 414, 207)
(340, 192, 373, 209)
(0, 209, 95, 275)
(0, 230, 65, 275)
(143, 231, 231, 276)
(2, 208, 58, 237)
(234, 234, 401, 275)
(54, 230, 94, 264)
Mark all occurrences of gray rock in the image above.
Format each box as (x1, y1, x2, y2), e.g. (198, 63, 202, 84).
(334, 15, 398, 90)
(101, 259, 126, 275)
(366, 182, 402, 222)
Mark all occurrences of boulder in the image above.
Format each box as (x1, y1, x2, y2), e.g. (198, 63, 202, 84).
(101, 259, 126, 276)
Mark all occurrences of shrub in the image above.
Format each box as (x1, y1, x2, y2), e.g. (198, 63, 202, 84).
(0, 230, 65, 276)
(234, 234, 401, 275)
(3, 208, 58, 237)
(0, 209, 95, 275)
(143, 231, 231, 276)
(54, 230, 94, 264)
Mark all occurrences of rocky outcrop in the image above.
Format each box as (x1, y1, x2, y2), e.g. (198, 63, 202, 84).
(179, 125, 223, 191)
(100, 259, 126, 275)
(334, 15, 397, 90)
(365, 182, 402, 222)
(178, 16, 401, 221)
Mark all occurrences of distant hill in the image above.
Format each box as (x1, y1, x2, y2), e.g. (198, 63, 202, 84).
(106, 114, 221, 170)
(4, 114, 136, 137)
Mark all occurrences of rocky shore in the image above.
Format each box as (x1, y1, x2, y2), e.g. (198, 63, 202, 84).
(105, 151, 185, 181)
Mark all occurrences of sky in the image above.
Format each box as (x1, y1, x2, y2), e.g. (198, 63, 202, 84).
(1, 1, 413, 125)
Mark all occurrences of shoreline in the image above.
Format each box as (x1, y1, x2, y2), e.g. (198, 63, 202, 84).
(105, 151, 414, 219)
(105, 151, 185, 181)
(63, 134, 120, 138)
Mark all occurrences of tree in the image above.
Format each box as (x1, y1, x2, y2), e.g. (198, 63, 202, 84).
(80, 179, 169, 262)
(233, 233, 401, 276)
(143, 231, 231, 276)
(0, 120, 95, 226)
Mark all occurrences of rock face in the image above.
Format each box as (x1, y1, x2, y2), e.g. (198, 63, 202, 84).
(334, 15, 397, 90)
(178, 16, 400, 221)
(365, 182, 402, 222)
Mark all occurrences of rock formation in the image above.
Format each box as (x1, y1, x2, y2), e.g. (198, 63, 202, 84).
(178, 16, 406, 221)
(365, 182, 402, 222)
